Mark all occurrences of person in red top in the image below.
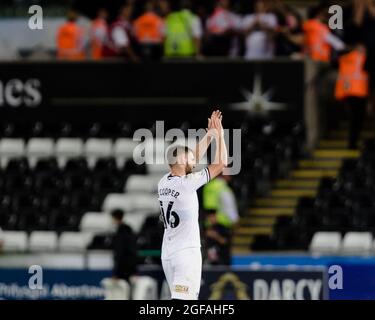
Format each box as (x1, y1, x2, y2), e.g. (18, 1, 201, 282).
(205, 0, 239, 56)
(303, 4, 345, 62)
(102, 3, 139, 61)
(133, 1, 165, 60)
(89, 8, 108, 60)
(56, 9, 86, 60)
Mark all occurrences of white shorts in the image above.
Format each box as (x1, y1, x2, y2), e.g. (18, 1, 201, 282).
(162, 247, 202, 300)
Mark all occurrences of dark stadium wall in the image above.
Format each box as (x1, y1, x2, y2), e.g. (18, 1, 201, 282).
(0, 60, 305, 132)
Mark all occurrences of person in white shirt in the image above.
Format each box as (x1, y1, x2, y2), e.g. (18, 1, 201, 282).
(158, 110, 228, 300)
(241, 0, 278, 60)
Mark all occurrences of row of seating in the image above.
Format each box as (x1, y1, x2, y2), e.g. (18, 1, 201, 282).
(310, 231, 375, 255)
(0, 209, 160, 252)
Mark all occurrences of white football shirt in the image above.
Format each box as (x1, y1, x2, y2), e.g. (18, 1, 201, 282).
(158, 168, 210, 260)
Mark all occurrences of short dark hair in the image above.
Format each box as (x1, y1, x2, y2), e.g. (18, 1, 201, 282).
(111, 209, 124, 221)
(166, 145, 193, 167)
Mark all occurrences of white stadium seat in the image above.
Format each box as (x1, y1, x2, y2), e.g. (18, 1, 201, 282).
(58, 232, 93, 252)
(102, 194, 134, 213)
(309, 232, 342, 254)
(29, 231, 58, 252)
(85, 138, 113, 167)
(114, 138, 138, 167)
(0, 139, 26, 167)
(55, 138, 84, 167)
(1, 231, 28, 252)
(80, 212, 113, 233)
(131, 194, 160, 212)
(123, 211, 150, 234)
(27, 138, 55, 167)
(341, 232, 373, 254)
(131, 276, 158, 300)
(101, 278, 130, 300)
(125, 174, 162, 193)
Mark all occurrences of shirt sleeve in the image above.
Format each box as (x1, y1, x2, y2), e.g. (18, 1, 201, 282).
(184, 168, 210, 191)
(191, 16, 203, 38)
(325, 32, 345, 51)
(112, 26, 129, 48)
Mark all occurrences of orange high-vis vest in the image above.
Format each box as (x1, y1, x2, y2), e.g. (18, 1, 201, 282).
(90, 18, 108, 59)
(56, 21, 85, 60)
(133, 12, 164, 44)
(303, 19, 330, 62)
(335, 50, 369, 100)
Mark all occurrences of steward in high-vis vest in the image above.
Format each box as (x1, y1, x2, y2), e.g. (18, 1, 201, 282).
(164, 5, 202, 58)
(302, 5, 344, 62)
(133, 1, 165, 60)
(203, 176, 239, 229)
(56, 9, 85, 60)
(90, 9, 108, 60)
(335, 42, 369, 149)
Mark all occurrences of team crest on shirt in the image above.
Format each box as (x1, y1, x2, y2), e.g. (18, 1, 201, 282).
(174, 285, 189, 294)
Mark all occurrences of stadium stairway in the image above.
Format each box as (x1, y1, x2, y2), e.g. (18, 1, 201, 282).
(232, 122, 375, 255)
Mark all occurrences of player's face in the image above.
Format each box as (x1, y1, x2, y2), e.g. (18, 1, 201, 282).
(185, 151, 196, 174)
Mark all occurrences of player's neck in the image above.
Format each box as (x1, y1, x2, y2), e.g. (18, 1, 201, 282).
(170, 166, 185, 177)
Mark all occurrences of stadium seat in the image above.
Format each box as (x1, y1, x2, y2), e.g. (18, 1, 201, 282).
(341, 232, 373, 254)
(131, 276, 158, 300)
(101, 278, 130, 300)
(1, 231, 28, 252)
(113, 138, 138, 168)
(84, 139, 113, 167)
(27, 138, 55, 167)
(80, 212, 113, 233)
(29, 231, 58, 252)
(123, 211, 150, 234)
(131, 194, 160, 212)
(55, 138, 84, 167)
(0, 139, 25, 167)
(58, 232, 93, 252)
(102, 194, 134, 213)
(309, 232, 342, 254)
(125, 174, 162, 193)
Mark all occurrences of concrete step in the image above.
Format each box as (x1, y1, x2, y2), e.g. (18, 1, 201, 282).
(254, 198, 298, 207)
(270, 189, 317, 197)
(291, 169, 338, 179)
(274, 179, 320, 189)
(240, 216, 277, 226)
(248, 207, 295, 216)
(298, 159, 342, 169)
(313, 149, 360, 159)
(234, 226, 273, 236)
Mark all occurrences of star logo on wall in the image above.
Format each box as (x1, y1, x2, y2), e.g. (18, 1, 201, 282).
(229, 73, 286, 116)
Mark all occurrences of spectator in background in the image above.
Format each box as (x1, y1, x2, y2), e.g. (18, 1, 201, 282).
(205, 210, 231, 265)
(334, 38, 369, 149)
(203, 174, 239, 229)
(271, 0, 303, 57)
(111, 209, 138, 281)
(348, 0, 375, 111)
(302, 4, 345, 62)
(241, 0, 278, 60)
(164, 0, 203, 58)
(89, 8, 108, 60)
(102, 3, 139, 61)
(133, 1, 165, 61)
(158, 0, 171, 18)
(204, 0, 240, 57)
(56, 9, 86, 60)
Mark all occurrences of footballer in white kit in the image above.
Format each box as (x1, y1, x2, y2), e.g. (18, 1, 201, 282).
(158, 110, 228, 300)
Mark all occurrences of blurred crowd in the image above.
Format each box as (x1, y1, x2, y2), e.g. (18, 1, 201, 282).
(55, 0, 373, 63)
